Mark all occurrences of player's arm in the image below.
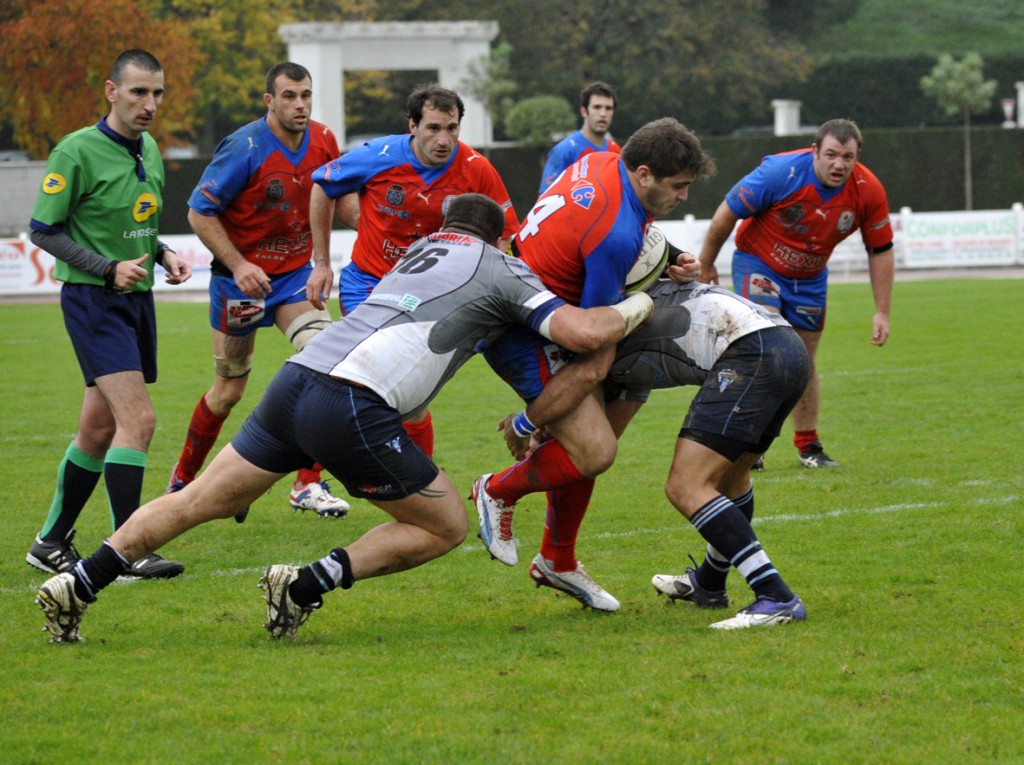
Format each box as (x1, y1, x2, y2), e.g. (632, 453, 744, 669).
(538, 142, 568, 194)
(305, 184, 343, 309)
(698, 200, 740, 285)
(335, 192, 359, 229)
(542, 292, 652, 354)
(665, 241, 702, 284)
(188, 208, 271, 299)
(867, 243, 894, 346)
(499, 346, 616, 460)
(305, 184, 339, 310)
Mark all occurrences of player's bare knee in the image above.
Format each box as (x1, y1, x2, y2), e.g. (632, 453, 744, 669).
(285, 308, 332, 351)
(579, 439, 618, 477)
(664, 479, 698, 518)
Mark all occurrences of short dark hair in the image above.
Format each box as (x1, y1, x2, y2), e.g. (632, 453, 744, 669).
(407, 85, 465, 125)
(621, 118, 716, 180)
(109, 50, 162, 84)
(266, 62, 312, 95)
(816, 118, 863, 150)
(442, 193, 504, 245)
(581, 81, 617, 110)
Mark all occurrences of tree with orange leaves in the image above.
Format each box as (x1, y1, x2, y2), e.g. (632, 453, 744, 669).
(0, 0, 199, 158)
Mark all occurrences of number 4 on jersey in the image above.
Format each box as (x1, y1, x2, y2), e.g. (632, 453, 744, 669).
(518, 194, 566, 240)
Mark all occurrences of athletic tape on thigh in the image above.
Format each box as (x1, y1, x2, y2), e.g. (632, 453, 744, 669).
(285, 308, 333, 351)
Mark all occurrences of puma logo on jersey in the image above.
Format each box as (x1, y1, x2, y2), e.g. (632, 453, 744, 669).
(418, 192, 431, 203)
(378, 145, 391, 157)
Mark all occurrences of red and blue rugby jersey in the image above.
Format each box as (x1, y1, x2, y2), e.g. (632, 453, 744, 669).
(189, 117, 339, 277)
(313, 135, 518, 278)
(515, 151, 649, 308)
(727, 148, 893, 279)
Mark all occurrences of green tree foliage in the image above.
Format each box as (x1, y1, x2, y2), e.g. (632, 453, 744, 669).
(459, 42, 517, 141)
(0, 0, 198, 158)
(388, 0, 817, 137)
(505, 95, 576, 149)
(920, 52, 996, 209)
(166, 0, 379, 151)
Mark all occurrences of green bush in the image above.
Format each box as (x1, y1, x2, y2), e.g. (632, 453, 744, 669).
(505, 95, 576, 149)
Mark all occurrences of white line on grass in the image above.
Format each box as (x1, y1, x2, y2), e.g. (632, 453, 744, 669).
(7, 495, 1017, 596)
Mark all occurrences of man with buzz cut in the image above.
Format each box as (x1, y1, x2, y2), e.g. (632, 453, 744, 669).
(25, 49, 192, 580)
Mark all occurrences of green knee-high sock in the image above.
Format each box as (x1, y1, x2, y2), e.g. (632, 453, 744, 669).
(39, 443, 103, 542)
(104, 447, 147, 530)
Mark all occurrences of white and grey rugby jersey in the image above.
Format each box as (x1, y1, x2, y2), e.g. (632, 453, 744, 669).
(292, 232, 564, 417)
(610, 279, 791, 390)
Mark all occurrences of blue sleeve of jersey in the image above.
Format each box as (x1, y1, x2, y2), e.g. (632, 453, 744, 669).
(579, 173, 647, 308)
(187, 124, 264, 215)
(724, 153, 802, 219)
(525, 296, 567, 334)
(539, 135, 578, 193)
(579, 229, 641, 308)
(312, 134, 408, 199)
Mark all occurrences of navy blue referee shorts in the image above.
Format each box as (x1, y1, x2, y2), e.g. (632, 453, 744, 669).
(60, 283, 157, 386)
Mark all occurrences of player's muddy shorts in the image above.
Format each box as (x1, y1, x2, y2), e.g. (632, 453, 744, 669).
(681, 326, 811, 460)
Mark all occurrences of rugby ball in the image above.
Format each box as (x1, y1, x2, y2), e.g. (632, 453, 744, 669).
(625, 225, 670, 293)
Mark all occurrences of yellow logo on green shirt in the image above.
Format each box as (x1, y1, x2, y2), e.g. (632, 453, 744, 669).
(42, 173, 67, 194)
(133, 193, 159, 223)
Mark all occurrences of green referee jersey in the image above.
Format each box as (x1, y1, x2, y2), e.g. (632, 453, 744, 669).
(31, 122, 165, 290)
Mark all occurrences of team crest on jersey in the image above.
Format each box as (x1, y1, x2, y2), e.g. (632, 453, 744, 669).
(717, 369, 737, 392)
(837, 210, 855, 233)
(782, 204, 804, 224)
(386, 184, 405, 206)
(570, 182, 595, 210)
(42, 173, 67, 194)
(265, 178, 284, 200)
(132, 193, 159, 223)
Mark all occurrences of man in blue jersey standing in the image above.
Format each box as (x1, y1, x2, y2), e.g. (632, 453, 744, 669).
(538, 81, 620, 193)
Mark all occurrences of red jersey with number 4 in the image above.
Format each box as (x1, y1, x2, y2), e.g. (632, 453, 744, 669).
(313, 135, 518, 278)
(727, 148, 893, 279)
(515, 151, 650, 308)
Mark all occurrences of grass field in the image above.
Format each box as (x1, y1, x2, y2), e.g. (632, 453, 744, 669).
(1, 278, 1022, 764)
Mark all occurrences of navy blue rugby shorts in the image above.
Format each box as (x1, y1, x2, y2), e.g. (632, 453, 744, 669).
(60, 283, 157, 386)
(232, 362, 439, 501)
(681, 326, 811, 460)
